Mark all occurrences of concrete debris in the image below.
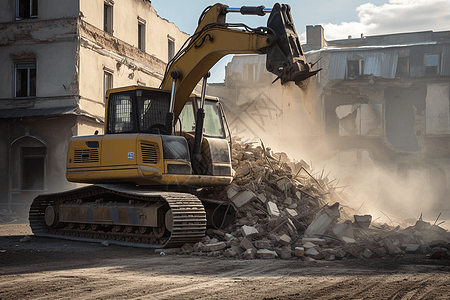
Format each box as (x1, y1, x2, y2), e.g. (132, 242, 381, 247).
(294, 247, 305, 257)
(186, 139, 450, 261)
(354, 215, 372, 228)
(304, 202, 340, 237)
(256, 249, 278, 259)
(19, 235, 31, 243)
(266, 201, 280, 217)
(101, 241, 109, 247)
(243, 248, 256, 259)
(241, 225, 259, 239)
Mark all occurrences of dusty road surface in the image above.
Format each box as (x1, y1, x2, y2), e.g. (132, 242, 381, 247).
(1, 224, 450, 300)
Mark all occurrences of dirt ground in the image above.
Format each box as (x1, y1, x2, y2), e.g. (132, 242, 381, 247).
(1, 224, 450, 300)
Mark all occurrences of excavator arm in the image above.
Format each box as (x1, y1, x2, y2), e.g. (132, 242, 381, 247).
(160, 3, 320, 122)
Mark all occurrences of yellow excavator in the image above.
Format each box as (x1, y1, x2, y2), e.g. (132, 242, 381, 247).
(29, 3, 320, 248)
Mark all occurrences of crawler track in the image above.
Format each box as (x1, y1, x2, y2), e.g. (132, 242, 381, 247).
(29, 184, 207, 248)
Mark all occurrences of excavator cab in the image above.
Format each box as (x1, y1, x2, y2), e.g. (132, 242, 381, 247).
(66, 86, 233, 187)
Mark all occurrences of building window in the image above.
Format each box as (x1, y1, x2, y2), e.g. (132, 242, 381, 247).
(425, 53, 440, 75)
(104, 2, 113, 34)
(244, 63, 258, 82)
(104, 69, 113, 102)
(347, 60, 364, 79)
(396, 56, 409, 77)
(138, 21, 145, 51)
(168, 36, 175, 62)
(16, 0, 38, 20)
(22, 147, 46, 190)
(15, 62, 36, 98)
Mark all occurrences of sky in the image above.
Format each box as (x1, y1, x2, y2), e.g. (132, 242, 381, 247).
(152, 0, 450, 82)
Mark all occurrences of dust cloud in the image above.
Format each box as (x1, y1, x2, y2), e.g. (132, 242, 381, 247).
(232, 80, 445, 227)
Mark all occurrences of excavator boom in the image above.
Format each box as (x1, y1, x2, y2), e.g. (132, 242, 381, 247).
(160, 3, 320, 121)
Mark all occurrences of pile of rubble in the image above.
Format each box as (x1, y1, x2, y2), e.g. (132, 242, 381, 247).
(163, 139, 450, 260)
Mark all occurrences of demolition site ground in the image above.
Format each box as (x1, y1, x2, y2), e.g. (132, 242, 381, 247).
(1, 224, 450, 300)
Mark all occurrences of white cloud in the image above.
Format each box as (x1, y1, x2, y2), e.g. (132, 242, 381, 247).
(322, 0, 450, 41)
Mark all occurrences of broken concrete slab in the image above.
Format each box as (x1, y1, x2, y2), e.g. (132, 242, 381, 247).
(239, 237, 256, 251)
(279, 234, 291, 246)
(305, 248, 323, 260)
(384, 239, 404, 256)
(294, 247, 305, 257)
(232, 190, 257, 208)
(256, 249, 278, 259)
(267, 201, 280, 217)
(226, 184, 241, 199)
(241, 225, 259, 239)
(342, 237, 357, 244)
(405, 244, 421, 253)
(362, 248, 373, 258)
(333, 220, 354, 239)
(302, 238, 327, 245)
(279, 247, 292, 260)
(304, 202, 340, 238)
(254, 240, 272, 249)
(285, 208, 298, 218)
(204, 242, 227, 252)
(354, 215, 372, 228)
(302, 242, 318, 249)
(243, 248, 256, 259)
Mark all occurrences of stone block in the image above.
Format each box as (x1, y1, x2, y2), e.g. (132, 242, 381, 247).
(241, 225, 259, 239)
(304, 202, 340, 237)
(204, 242, 227, 252)
(321, 249, 336, 261)
(305, 248, 323, 260)
(181, 243, 193, 252)
(334, 248, 346, 259)
(277, 177, 293, 192)
(226, 184, 241, 199)
(283, 197, 293, 205)
(353, 214, 372, 228)
(232, 190, 257, 208)
(224, 247, 239, 257)
(257, 193, 267, 203)
(279, 234, 292, 246)
(280, 247, 292, 260)
(239, 237, 256, 251)
(362, 248, 373, 258)
(342, 237, 356, 244)
(243, 248, 256, 259)
(294, 247, 305, 257)
(267, 201, 280, 217)
(333, 220, 354, 238)
(285, 208, 298, 218)
(212, 229, 226, 237)
(302, 238, 327, 246)
(384, 239, 404, 256)
(302, 242, 318, 249)
(193, 242, 205, 252)
(256, 249, 278, 259)
(405, 244, 421, 253)
(224, 233, 235, 241)
(254, 240, 272, 249)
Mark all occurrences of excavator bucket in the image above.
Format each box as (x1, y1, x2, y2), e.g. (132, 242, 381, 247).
(266, 4, 321, 84)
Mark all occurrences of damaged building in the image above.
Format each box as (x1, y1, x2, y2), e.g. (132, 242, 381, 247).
(0, 0, 188, 215)
(208, 26, 450, 212)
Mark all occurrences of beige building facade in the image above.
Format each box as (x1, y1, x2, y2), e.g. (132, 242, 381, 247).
(0, 0, 188, 215)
